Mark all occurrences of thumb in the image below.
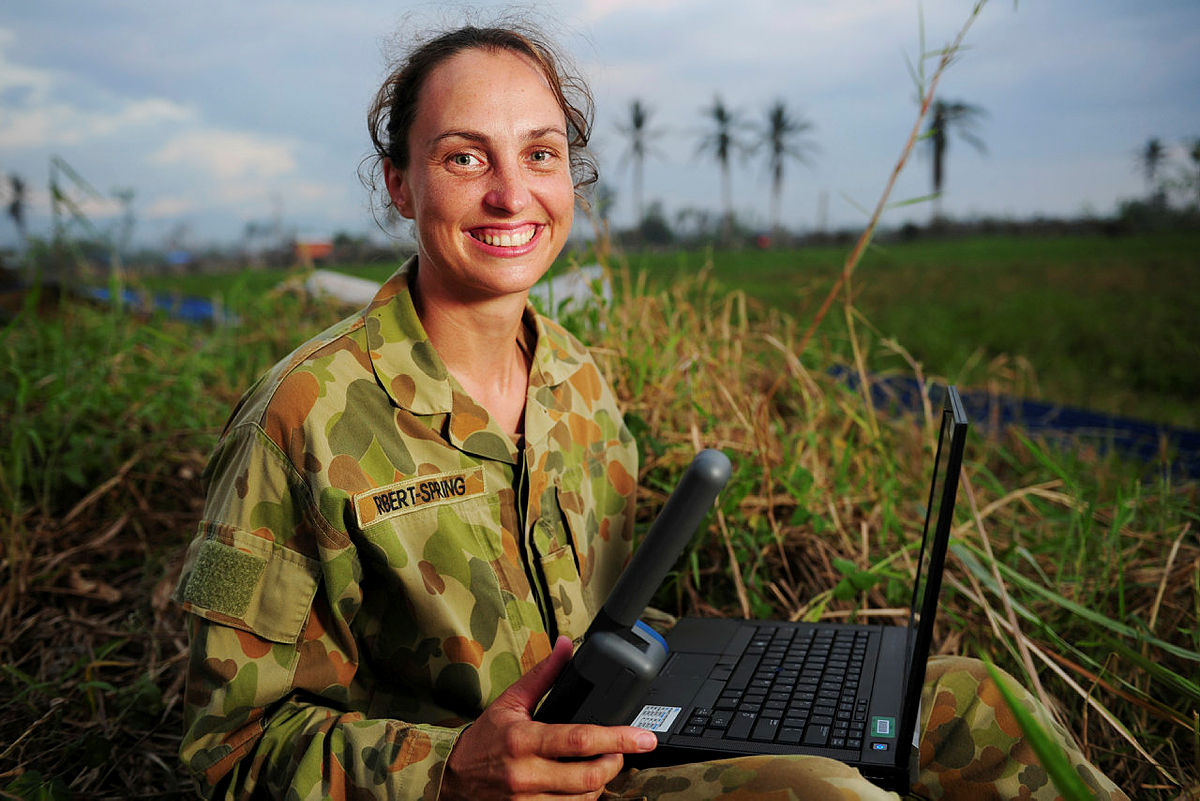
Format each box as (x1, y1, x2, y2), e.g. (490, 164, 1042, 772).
(499, 635, 575, 713)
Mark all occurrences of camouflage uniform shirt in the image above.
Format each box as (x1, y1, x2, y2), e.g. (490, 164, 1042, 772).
(176, 258, 638, 799)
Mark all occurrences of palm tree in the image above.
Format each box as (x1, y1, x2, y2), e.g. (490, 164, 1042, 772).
(926, 99, 986, 221)
(5, 173, 29, 277)
(1140, 137, 1165, 188)
(616, 99, 659, 225)
(698, 95, 747, 237)
(757, 101, 816, 237)
(6, 173, 26, 245)
(1137, 136, 1166, 208)
(1188, 138, 1200, 209)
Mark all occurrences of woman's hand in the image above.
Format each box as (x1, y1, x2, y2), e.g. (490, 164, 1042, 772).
(441, 636, 659, 800)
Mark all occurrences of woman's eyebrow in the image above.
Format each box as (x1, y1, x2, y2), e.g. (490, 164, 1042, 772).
(525, 125, 568, 141)
(430, 130, 486, 146)
(430, 126, 568, 146)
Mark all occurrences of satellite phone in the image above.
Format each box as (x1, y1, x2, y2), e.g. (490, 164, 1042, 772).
(534, 449, 732, 725)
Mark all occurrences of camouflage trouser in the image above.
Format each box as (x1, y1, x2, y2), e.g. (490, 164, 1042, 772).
(603, 656, 1129, 801)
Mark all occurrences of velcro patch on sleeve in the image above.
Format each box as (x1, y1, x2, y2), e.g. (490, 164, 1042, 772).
(353, 466, 487, 529)
(179, 528, 321, 643)
(183, 539, 265, 619)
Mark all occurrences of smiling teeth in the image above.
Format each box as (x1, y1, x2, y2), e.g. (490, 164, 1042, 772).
(477, 228, 535, 247)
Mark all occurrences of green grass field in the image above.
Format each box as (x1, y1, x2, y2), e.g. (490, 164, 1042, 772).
(143, 230, 1200, 428)
(2, 230, 1198, 798)
(617, 231, 1200, 429)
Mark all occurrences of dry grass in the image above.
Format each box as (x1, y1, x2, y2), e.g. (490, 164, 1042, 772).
(586, 262, 1200, 799)
(1, 444, 203, 797)
(0, 265, 1197, 799)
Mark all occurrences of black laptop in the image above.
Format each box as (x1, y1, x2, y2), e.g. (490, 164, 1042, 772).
(537, 386, 969, 794)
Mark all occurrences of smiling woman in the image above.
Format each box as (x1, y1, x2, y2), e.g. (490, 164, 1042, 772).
(383, 48, 576, 311)
(173, 17, 1130, 801)
(173, 20, 650, 801)
(360, 25, 599, 435)
(364, 23, 598, 217)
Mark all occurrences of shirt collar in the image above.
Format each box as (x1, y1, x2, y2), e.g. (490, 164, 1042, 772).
(362, 257, 455, 416)
(362, 257, 590, 463)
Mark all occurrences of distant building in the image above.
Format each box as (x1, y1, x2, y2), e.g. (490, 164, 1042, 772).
(294, 239, 333, 266)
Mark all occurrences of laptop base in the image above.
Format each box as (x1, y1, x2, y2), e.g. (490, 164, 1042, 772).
(624, 616, 915, 794)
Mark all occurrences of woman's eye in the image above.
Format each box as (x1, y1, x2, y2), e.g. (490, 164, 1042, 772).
(530, 149, 553, 162)
(450, 153, 481, 167)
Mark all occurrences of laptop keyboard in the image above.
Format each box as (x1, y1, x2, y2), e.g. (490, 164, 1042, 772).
(680, 626, 872, 751)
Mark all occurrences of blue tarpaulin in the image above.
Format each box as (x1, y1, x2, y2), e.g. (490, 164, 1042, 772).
(81, 286, 229, 325)
(833, 367, 1200, 479)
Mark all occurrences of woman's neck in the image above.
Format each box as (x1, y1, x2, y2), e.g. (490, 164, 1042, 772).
(411, 269, 533, 436)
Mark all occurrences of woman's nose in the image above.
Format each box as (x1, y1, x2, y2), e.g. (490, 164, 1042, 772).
(483, 160, 531, 214)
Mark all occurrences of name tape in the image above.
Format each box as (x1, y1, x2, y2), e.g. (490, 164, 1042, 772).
(354, 467, 486, 528)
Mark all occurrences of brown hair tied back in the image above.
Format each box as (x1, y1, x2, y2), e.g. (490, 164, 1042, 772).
(364, 21, 598, 225)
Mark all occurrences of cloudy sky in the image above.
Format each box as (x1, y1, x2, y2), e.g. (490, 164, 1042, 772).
(1, 0, 1197, 250)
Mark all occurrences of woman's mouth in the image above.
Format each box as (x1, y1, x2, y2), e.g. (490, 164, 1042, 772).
(469, 225, 538, 248)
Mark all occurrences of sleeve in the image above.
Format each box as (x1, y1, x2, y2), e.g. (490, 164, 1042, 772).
(175, 423, 464, 800)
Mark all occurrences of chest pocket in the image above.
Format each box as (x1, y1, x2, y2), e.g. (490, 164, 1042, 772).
(354, 480, 536, 712)
(533, 516, 589, 643)
(534, 467, 628, 644)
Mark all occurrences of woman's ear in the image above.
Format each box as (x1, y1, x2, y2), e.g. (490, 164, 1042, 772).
(383, 160, 414, 219)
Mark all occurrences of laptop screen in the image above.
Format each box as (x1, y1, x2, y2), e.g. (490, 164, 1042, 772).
(899, 387, 968, 748)
(908, 401, 954, 646)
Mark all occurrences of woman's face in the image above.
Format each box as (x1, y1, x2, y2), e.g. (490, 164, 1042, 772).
(386, 47, 575, 304)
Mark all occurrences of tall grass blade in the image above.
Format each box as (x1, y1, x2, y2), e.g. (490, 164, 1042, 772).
(953, 541, 1200, 663)
(982, 657, 1100, 801)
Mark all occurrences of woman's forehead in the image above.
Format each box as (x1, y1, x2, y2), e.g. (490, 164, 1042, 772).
(414, 48, 563, 130)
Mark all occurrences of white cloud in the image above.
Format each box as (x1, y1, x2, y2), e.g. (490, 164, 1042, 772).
(290, 181, 337, 203)
(143, 195, 196, 220)
(0, 28, 54, 96)
(74, 194, 123, 221)
(149, 130, 298, 182)
(0, 31, 193, 150)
